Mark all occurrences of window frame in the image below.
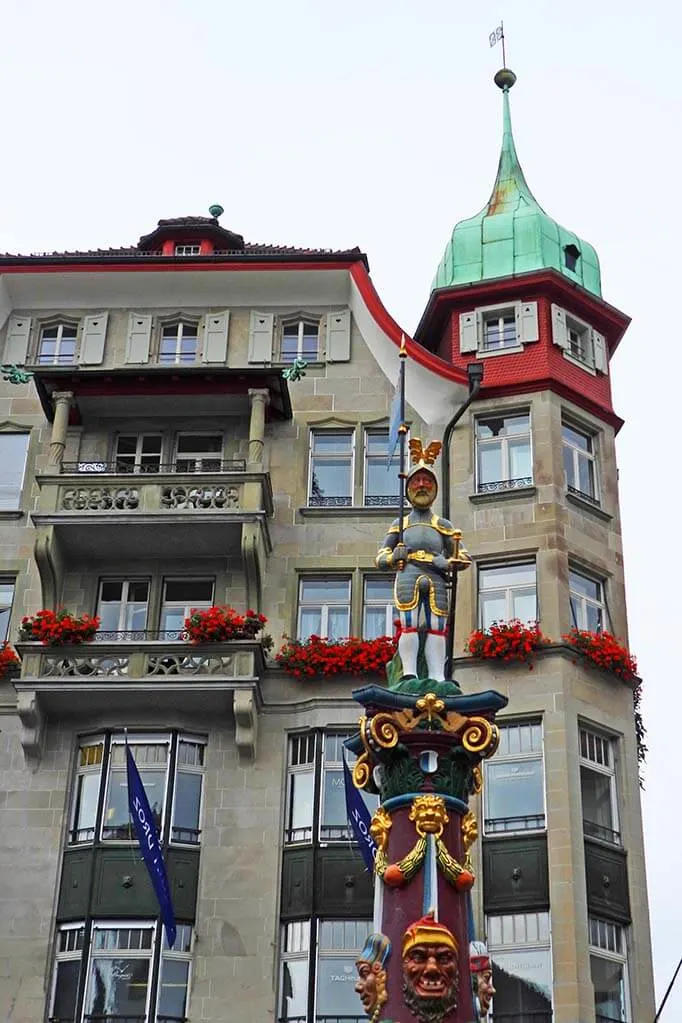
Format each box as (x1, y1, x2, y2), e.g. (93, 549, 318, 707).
(307, 428, 355, 508)
(296, 575, 352, 641)
(67, 731, 206, 849)
(174, 432, 224, 472)
(96, 577, 151, 636)
(279, 315, 321, 364)
(485, 910, 553, 1021)
(569, 567, 609, 634)
(0, 576, 16, 643)
(588, 916, 630, 1023)
(174, 243, 201, 256)
(114, 433, 164, 474)
(37, 319, 79, 365)
(481, 305, 518, 352)
(580, 726, 621, 847)
(562, 419, 600, 505)
(158, 318, 200, 366)
(564, 309, 593, 367)
(0, 431, 30, 511)
(362, 574, 394, 639)
(483, 718, 546, 836)
(478, 560, 538, 631)
(475, 410, 533, 494)
(159, 576, 215, 635)
(363, 427, 401, 507)
(49, 922, 86, 1023)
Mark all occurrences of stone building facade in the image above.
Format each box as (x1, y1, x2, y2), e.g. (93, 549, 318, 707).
(0, 73, 653, 1023)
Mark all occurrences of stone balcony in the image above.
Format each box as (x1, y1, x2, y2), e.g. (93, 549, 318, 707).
(29, 465, 273, 606)
(13, 636, 266, 765)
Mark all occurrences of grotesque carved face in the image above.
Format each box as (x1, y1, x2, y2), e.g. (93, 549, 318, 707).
(476, 967, 496, 1017)
(402, 942, 458, 1023)
(355, 960, 387, 1018)
(406, 469, 437, 509)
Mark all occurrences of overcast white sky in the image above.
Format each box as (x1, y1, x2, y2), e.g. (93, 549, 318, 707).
(2, 0, 680, 1014)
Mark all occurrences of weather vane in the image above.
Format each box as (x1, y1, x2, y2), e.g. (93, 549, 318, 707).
(489, 20, 507, 67)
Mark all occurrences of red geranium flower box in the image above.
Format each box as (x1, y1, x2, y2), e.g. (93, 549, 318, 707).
(0, 641, 20, 677)
(276, 634, 397, 679)
(465, 620, 547, 668)
(184, 606, 268, 644)
(19, 609, 100, 646)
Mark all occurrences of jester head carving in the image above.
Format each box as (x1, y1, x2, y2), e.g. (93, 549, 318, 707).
(402, 913, 459, 1023)
(355, 932, 391, 1021)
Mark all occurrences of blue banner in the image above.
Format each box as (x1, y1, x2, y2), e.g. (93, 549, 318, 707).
(126, 744, 177, 948)
(343, 755, 377, 872)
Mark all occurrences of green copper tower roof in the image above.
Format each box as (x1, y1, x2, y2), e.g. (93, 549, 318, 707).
(432, 69, 602, 297)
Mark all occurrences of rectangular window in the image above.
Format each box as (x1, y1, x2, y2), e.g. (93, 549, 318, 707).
(362, 576, 394, 640)
(570, 568, 608, 633)
(580, 727, 620, 845)
(476, 413, 532, 493)
(0, 433, 30, 510)
(279, 920, 311, 1021)
(484, 720, 545, 834)
(563, 421, 599, 504)
(69, 733, 204, 847)
(159, 320, 199, 364)
(174, 433, 223, 472)
(308, 430, 354, 507)
(0, 578, 15, 643)
(589, 917, 629, 1022)
(297, 577, 351, 641)
(478, 562, 537, 630)
(51, 922, 193, 1023)
(50, 924, 85, 1023)
(115, 434, 163, 474)
(316, 919, 373, 1017)
(281, 318, 320, 363)
(284, 731, 377, 845)
(486, 911, 553, 1020)
(38, 322, 78, 365)
(97, 579, 150, 635)
(567, 315, 592, 365)
(160, 577, 214, 634)
(482, 308, 517, 350)
(364, 429, 401, 506)
(174, 243, 200, 256)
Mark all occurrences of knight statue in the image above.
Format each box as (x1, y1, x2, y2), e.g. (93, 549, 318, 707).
(376, 438, 471, 682)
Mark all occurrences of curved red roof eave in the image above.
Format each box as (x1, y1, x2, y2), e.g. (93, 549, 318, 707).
(349, 262, 469, 386)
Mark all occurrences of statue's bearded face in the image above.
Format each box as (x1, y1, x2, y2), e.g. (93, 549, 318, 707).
(355, 960, 386, 1015)
(402, 942, 458, 1022)
(476, 967, 496, 1015)
(407, 470, 437, 509)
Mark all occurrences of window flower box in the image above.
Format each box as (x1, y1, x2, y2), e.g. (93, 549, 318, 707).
(276, 634, 397, 679)
(184, 606, 269, 646)
(19, 610, 100, 646)
(465, 620, 547, 668)
(0, 641, 20, 678)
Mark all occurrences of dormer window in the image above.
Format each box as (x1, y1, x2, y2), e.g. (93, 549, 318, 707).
(175, 243, 201, 256)
(280, 317, 320, 364)
(159, 320, 199, 365)
(564, 244, 581, 272)
(482, 309, 517, 351)
(38, 321, 78, 365)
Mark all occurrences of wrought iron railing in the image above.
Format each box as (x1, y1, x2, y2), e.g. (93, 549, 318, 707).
(478, 476, 533, 494)
(308, 495, 353, 507)
(93, 630, 187, 642)
(567, 484, 600, 507)
(485, 813, 546, 833)
(364, 494, 400, 507)
(584, 818, 622, 846)
(60, 460, 246, 474)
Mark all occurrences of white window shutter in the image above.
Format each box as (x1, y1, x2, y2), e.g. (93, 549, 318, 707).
(459, 311, 479, 353)
(201, 310, 230, 363)
(80, 312, 109, 365)
(3, 315, 32, 364)
(517, 301, 539, 343)
(551, 304, 569, 350)
(592, 329, 608, 374)
(126, 313, 152, 364)
(326, 309, 351, 362)
(248, 311, 274, 363)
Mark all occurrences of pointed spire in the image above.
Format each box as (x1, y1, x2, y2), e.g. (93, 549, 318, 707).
(486, 68, 538, 216)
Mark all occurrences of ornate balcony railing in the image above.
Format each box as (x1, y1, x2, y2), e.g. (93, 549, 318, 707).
(477, 476, 533, 494)
(364, 494, 400, 507)
(567, 484, 601, 507)
(584, 818, 622, 846)
(308, 495, 352, 507)
(61, 460, 246, 474)
(485, 813, 546, 833)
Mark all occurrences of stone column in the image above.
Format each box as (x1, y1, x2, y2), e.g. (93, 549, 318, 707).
(247, 388, 270, 466)
(49, 391, 74, 466)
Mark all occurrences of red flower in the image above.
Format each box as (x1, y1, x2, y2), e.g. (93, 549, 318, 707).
(183, 606, 269, 645)
(275, 635, 397, 679)
(465, 620, 547, 669)
(19, 610, 100, 646)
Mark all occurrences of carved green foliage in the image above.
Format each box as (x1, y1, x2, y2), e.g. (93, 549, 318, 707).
(432, 747, 479, 802)
(379, 747, 425, 801)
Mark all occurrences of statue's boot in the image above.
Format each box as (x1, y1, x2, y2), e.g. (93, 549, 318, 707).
(398, 631, 419, 679)
(425, 632, 446, 682)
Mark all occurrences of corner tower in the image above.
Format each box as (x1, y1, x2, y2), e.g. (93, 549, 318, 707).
(415, 71, 654, 1023)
